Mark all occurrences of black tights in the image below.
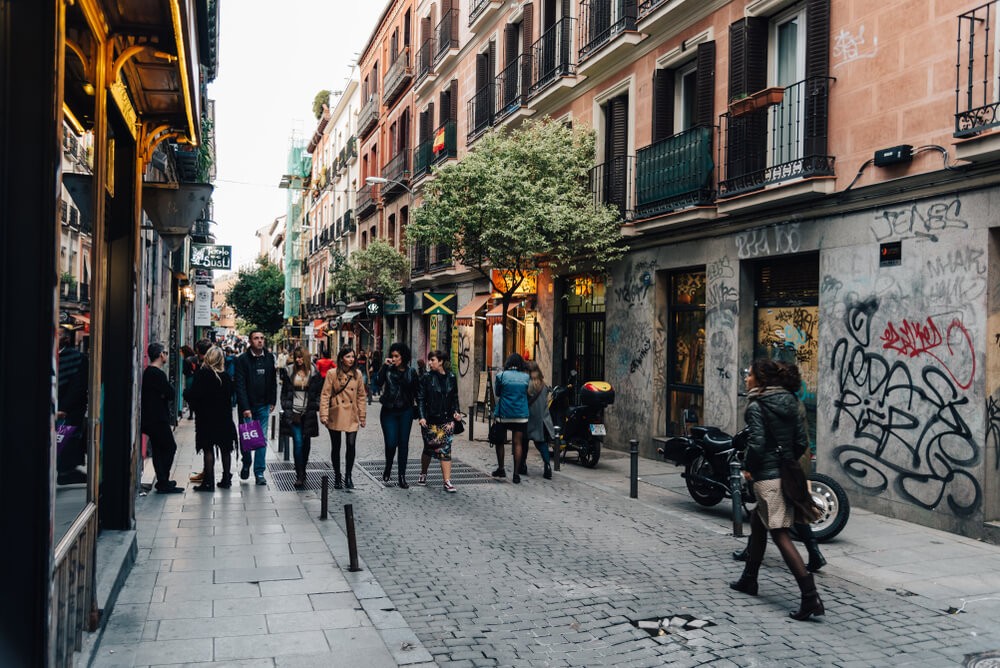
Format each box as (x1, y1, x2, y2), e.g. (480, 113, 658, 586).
(201, 444, 233, 482)
(494, 430, 524, 471)
(746, 511, 808, 578)
(329, 430, 357, 475)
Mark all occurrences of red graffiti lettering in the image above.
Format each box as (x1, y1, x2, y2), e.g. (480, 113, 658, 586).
(881, 317, 975, 389)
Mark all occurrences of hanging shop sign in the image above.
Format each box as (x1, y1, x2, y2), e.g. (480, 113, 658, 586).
(422, 292, 456, 315)
(194, 285, 213, 326)
(190, 243, 232, 270)
(490, 269, 537, 297)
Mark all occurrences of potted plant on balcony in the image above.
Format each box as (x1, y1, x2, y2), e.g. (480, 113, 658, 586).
(728, 94, 755, 117)
(728, 87, 784, 117)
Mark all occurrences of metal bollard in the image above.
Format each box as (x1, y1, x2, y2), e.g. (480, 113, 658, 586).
(729, 460, 744, 538)
(629, 439, 639, 499)
(468, 405, 475, 440)
(344, 504, 362, 572)
(270, 414, 276, 441)
(320, 475, 329, 520)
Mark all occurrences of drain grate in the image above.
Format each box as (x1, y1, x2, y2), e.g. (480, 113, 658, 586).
(356, 459, 498, 487)
(267, 461, 334, 472)
(268, 469, 343, 492)
(630, 615, 715, 637)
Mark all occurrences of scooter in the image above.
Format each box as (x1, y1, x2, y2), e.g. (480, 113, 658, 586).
(549, 371, 614, 468)
(657, 409, 850, 542)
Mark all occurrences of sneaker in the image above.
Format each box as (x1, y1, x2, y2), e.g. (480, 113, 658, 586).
(255, 476, 267, 486)
(240, 464, 250, 480)
(443, 480, 457, 493)
(189, 471, 204, 482)
(416, 474, 427, 486)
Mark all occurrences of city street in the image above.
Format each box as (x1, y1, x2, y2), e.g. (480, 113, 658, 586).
(89, 404, 1000, 667)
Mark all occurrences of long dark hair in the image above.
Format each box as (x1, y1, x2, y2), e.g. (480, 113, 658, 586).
(388, 342, 411, 366)
(750, 358, 800, 392)
(504, 353, 525, 372)
(336, 347, 355, 371)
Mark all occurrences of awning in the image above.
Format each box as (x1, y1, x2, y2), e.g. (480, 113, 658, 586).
(312, 319, 327, 336)
(340, 310, 361, 324)
(485, 301, 519, 324)
(455, 294, 491, 325)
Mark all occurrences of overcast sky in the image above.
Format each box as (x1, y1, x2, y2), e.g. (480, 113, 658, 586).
(209, 1, 386, 269)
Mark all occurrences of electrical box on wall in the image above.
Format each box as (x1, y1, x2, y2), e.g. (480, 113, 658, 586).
(874, 145, 913, 167)
(880, 241, 902, 267)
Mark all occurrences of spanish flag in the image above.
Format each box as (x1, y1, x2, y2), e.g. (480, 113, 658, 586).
(432, 126, 446, 154)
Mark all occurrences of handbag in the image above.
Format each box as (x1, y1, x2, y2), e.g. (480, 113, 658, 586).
(238, 419, 267, 454)
(56, 423, 79, 455)
(488, 421, 506, 446)
(453, 417, 465, 435)
(759, 403, 821, 523)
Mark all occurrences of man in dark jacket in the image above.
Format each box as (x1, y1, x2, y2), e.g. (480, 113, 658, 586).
(56, 327, 88, 485)
(234, 330, 277, 484)
(141, 342, 182, 493)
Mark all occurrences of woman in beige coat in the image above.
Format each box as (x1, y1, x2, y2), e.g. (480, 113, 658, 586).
(319, 347, 367, 489)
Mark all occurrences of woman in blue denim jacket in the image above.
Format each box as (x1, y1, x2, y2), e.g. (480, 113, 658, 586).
(492, 353, 530, 483)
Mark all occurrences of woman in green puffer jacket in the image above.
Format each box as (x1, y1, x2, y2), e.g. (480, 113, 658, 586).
(730, 359, 825, 622)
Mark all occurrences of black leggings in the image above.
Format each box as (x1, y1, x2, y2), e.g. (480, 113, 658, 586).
(747, 511, 808, 579)
(328, 429, 357, 474)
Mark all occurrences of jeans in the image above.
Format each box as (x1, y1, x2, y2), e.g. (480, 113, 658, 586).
(242, 405, 270, 477)
(291, 422, 311, 470)
(146, 422, 178, 489)
(380, 407, 413, 475)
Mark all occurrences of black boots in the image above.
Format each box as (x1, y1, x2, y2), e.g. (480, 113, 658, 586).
(790, 573, 825, 620)
(398, 475, 409, 489)
(733, 547, 749, 562)
(333, 472, 343, 489)
(217, 473, 232, 489)
(345, 474, 354, 489)
(729, 563, 759, 596)
(382, 463, 392, 483)
(543, 463, 552, 479)
(803, 536, 827, 572)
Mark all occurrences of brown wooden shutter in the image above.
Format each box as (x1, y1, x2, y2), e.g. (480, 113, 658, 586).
(604, 95, 629, 215)
(727, 18, 767, 183)
(804, 0, 830, 158)
(505, 23, 518, 66)
(404, 10, 412, 47)
(450, 79, 459, 121)
(418, 110, 428, 143)
(521, 3, 534, 97)
(651, 68, 674, 143)
(421, 16, 430, 45)
(488, 40, 497, 114)
(695, 40, 715, 129)
(439, 88, 448, 125)
(427, 102, 435, 132)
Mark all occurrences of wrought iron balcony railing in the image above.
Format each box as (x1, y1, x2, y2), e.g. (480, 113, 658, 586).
(956, 0, 1000, 136)
(434, 9, 459, 65)
(358, 93, 380, 139)
(356, 184, 379, 220)
(530, 17, 575, 96)
(416, 119, 459, 178)
(384, 46, 413, 106)
(718, 76, 835, 199)
(590, 155, 634, 222)
(469, 0, 495, 26)
(635, 125, 714, 217)
(467, 84, 496, 140)
(411, 244, 430, 277)
(416, 37, 436, 83)
(344, 208, 355, 233)
(496, 55, 528, 122)
(431, 244, 453, 270)
(579, 0, 637, 63)
(382, 151, 411, 200)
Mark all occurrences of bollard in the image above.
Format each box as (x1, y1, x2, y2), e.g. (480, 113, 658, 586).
(468, 405, 475, 440)
(280, 434, 290, 460)
(320, 475, 329, 520)
(270, 414, 276, 442)
(629, 439, 639, 499)
(729, 460, 744, 538)
(344, 504, 362, 572)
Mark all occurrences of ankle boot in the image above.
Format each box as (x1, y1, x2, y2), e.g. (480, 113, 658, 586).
(333, 472, 343, 489)
(733, 545, 749, 562)
(803, 537, 827, 572)
(293, 468, 306, 489)
(382, 463, 392, 483)
(217, 473, 232, 489)
(729, 564, 759, 596)
(397, 474, 409, 489)
(790, 573, 825, 620)
(344, 474, 354, 489)
(543, 463, 552, 479)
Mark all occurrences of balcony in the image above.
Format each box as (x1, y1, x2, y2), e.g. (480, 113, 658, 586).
(414, 120, 459, 180)
(495, 55, 534, 126)
(415, 37, 437, 95)
(347, 135, 358, 163)
(358, 93, 380, 139)
(635, 126, 714, 218)
(431, 244, 453, 270)
(467, 83, 496, 141)
(718, 77, 836, 210)
(382, 151, 411, 201)
(434, 9, 459, 68)
(578, 0, 641, 76)
(529, 18, 578, 106)
(955, 1, 1000, 161)
(468, 0, 503, 31)
(590, 155, 634, 222)
(344, 208, 355, 233)
(384, 47, 413, 107)
(356, 183, 379, 220)
(411, 244, 430, 277)
(637, 0, 708, 36)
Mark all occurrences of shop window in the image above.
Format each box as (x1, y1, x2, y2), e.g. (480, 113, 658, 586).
(564, 275, 606, 381)
(667, 269, 706, 434)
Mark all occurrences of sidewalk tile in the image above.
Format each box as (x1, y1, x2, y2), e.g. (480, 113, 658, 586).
(308, 592, 359, 611)
(254, 552, 336, 568)
(214, 630, 329, 660)
(147, 600, 213, 621)
(155, 570, 214, 587)
(171, 556, 256, 572)
(156, 613, 267, 640)
(214, 595, 313, 617)
(94, 638, 213, 665)
(163, 583, 261, 601)
(265, 609, 369, 633)
(214, 566, 302, 584)
(258, 577, 351, 597)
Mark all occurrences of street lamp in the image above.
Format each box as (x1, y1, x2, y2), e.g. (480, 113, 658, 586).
(365, 175, 414, 195)
(334, 299, 348, 315)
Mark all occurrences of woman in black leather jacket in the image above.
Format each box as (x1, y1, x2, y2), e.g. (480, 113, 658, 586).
(374, 342, 420, 488)
(417, 349, 462, 492)
(730, 359, 825, 621)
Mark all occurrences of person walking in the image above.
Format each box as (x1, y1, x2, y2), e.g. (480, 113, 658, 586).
(234, 331, 277, 486)
(279, 346, 323, 489)
(492, 354, 530, 483)
(319, 347, 367, 489)
(730, 359, 825, 621)
(521, 360, 554, 480)
(416, 350, 462, 492)
(315, 348, 335, 379)
(141, 342, 182, 494)
(369, 350, 382, 398)
(56, 327, 88, 485)
(180, 344, 197, 419)
(374, 342, 420, 488)
(183, 346, 237, 491)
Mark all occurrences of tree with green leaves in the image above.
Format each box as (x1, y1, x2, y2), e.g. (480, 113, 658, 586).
(312, 90, 331, 120)
(406, 118, 626, 355)
(327, 239, 409, 302)
(226, 258, 285, 335)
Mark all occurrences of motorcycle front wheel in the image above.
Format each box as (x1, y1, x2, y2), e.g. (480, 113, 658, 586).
(578, 439, 601, 468)
(804, 473, 850, 542)
(685, 454, 725, 506)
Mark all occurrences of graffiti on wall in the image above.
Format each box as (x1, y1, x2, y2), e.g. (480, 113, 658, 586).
(987, 396, 1000, 471)
(924, 246, 987, 308)
(829, 296, 981, 516)
(457, 329, 472, 377)
(833, 24, 877, 69)
(614, 259, 657, 308)
(735, 223, 801, 259)
(758, 306, 819, 403)
(609, 321, 655, 435)
(870, 198, 967, 243)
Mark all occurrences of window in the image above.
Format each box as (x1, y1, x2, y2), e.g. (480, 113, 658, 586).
(770, 6, 805, 166)
(667, 270, 706, 434)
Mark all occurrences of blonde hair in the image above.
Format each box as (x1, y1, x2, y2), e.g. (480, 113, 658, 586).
(526, 360, 545, 396)
(203, 346, 225, 384)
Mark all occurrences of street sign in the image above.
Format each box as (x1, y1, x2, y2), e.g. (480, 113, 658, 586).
(366, 297, 383, 317)
(190, 243, 232, 270)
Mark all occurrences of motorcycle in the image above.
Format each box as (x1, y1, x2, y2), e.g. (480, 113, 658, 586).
(656, 409, 850, 542)
(549, 371, 614, 468)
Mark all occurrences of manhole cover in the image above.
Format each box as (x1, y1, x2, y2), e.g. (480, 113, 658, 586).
(630, 615, 715, 637)
(966, 650, 1000, 667)
(356, 459, 498, 487)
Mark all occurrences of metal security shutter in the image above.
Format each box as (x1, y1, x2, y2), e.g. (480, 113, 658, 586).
(651, 68, 674, 143)
(756, 254, 819, 305)
(804, 0, 830, 158)
(695, 40, 715, 129)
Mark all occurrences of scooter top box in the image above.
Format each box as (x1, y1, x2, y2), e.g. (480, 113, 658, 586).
(580, 381, 615, 406)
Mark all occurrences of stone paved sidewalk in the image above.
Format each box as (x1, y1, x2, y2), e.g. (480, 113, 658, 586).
(87, 416, 434, 667)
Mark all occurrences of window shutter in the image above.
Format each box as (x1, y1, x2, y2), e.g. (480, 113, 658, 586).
(440, 88, 448, 125)
(488, 40, 497, 113)
(421, 16, 430, 45)
(418, 110, 428, 143)
(804, 0, 830, 158)
(727, 18, 767, 183)
(521, 4, 534, 97)
(651, 68, 674, 143)
(695, 40, 715, 129)
(505, 23, 518, 66)
(450, 79, 459, 121)
(404, 10, 412, 47)
(604, 95, 629, 215)
(427, 102, 435, 132)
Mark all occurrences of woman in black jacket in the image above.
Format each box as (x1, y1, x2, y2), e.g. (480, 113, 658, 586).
(374, 342, 420, 488)
(731, 359, 824, 621)
(279, 346, 324, 489)
(183, 347, 237, 491)
(416, 349, 462, 492)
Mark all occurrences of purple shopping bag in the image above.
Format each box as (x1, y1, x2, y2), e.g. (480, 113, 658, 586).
(238, 420, 267, 454)
(56, 424, 79, 455)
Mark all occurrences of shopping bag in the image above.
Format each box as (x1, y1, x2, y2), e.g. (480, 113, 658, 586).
(238, 420, 267, 454)
(56, 423, 79, 455)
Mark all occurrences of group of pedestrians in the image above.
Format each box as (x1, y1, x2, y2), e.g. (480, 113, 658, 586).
(491, 354, 555, 483)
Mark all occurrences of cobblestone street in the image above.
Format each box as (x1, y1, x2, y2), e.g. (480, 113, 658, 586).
(298, 404, 1000, 667)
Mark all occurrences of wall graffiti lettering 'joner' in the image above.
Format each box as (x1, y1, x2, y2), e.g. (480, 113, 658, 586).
(830, 296, 981, 517)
